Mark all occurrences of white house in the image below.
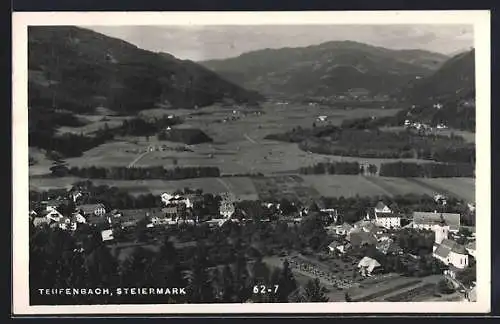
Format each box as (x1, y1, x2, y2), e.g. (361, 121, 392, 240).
(45, 209, 64, 222)
(432, 220, 469, 269)
(101, 229, 114, 242)
(72, 212, 86, 224)
(79, 203, 106, 217)
(358, 256, 382, 277)
(368, 201, 401, 229)
(374, 213, 401, 229)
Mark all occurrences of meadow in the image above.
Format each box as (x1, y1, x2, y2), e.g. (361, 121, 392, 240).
(29, 101, 475, 203)
(30, 174, 475, 203)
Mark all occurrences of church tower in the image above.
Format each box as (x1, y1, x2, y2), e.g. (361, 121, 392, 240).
(433, 215, 449, 249)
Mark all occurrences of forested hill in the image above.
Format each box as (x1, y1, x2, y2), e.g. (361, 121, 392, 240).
(394, 49, 476, 131)
(201, 41, 449, 98)
(399, 49, 475, 103)
(28, 26, 263, 115)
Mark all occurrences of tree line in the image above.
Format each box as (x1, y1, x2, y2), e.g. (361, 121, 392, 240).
(63, 165, 221, 180)
(379, 161, 474, 178)
(117, 115, 183, 137)
(299, 161, 364, 175)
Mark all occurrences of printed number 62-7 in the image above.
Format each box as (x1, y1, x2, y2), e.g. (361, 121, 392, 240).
(253, 285, 279, 294)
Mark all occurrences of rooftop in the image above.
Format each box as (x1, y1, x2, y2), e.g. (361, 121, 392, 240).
(413, 212, 460, 230)
(375, 212, 401, 219)
(78, 203, 106, 214)
(358, 256, 381, 269)
(375, 201, 390, 212)
(435, 239, 468, 257)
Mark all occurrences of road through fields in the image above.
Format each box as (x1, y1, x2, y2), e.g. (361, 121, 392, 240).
(128, 150, 150, 168)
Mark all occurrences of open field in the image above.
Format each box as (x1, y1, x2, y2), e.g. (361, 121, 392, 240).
(29, 176, 259, 200)
(301, 175, 474, 200)
(362, 176, 437, 197)
(407, 178, 475, 202)
(252, 175, 321, 203)
(301, 175, 393, 197)
(34, 102, 433, 177)
(29, 147, 55, 176)
(30, 174, 475, 203)
(57, 114, 133, 135)
(30, 102, 474, 204)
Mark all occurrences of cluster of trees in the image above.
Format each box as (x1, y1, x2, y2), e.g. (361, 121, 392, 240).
(349, 239, 446, 278)
(64, 166, 221, 180)
(267, 123, 474, 165)
(29, 216, 329, 305)
(30, 129, 114, 158)
(28, 106, 116, 158)
(118, 116, 183, 137)
(264, 125, 340, 143)
(299, 161, 362, 175)
(157, 128, 213, 145)
(394, 228, 435, 255)
(379, 161, 475, 178)
(298, 129, 474, 164)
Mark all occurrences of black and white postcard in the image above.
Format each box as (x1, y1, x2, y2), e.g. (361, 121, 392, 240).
(12, 10, 491, 315)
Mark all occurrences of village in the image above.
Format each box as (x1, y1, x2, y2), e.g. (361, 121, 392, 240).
(29, 185, 477, 303)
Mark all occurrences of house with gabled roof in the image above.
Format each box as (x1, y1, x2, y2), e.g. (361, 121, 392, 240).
(78, 203, 106, 217)
(358, 256, 382, 277)
(45, 208, 64, 222)
(367, 201, 401, 229)
(374, 201, 392, 214)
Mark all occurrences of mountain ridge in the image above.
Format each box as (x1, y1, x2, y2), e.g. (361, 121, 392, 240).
(28, 26, 263, 116)
(200, 40, 450, 99)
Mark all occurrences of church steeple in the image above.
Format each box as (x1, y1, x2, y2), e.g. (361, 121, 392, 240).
(434, 214, 449, 245)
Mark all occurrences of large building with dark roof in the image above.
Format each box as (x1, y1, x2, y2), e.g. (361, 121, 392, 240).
(413, 211, 461, 232)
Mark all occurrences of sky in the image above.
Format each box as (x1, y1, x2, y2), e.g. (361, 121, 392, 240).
(86, 25, 474, 62)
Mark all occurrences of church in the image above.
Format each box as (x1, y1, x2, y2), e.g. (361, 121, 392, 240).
(432, 217, 469, 269)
